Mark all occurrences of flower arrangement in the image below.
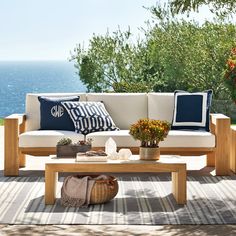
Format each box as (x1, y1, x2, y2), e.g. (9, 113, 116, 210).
(224, 47, 236, 101)
(129, 118, 171, 148)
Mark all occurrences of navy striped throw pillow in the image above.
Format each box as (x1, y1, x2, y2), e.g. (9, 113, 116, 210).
(62, 101, 119, 135)
(171, 90, 213, 131)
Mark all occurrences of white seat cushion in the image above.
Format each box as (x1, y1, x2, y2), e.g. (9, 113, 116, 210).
(19, 130, 84, 148)
(19, 130, 215, 148)
(160, 130, 215, 148)
(87, 130, 215, 148)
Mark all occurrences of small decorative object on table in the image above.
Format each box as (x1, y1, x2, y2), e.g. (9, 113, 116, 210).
(105, 137, 117, 156)
(76, 150, 108, 162)
(105, 138, 132, 160)
(56, 138, 92, 157)
(118, 148, 132, 160)
(129, 118, 171, 160)
(85, 150, 107, 156)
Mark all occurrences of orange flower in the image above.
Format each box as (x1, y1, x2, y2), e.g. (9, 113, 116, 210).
(231, 48, 236, 55)
(224, 47, 236, 101)
(227, 59, 236, 70)
(129, 118, 171, 147)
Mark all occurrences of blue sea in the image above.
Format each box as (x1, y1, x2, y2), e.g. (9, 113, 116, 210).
(0, 61, 86, 118)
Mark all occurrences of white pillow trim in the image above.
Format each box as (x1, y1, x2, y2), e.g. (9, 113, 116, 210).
(172, 92, 207, 127)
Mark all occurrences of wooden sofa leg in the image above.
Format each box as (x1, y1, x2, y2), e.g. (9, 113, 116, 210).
(215, 118, 230, 176)
(206, 152, 215, 167)
(4, 119, 19, 176)
(19, 152, 26, 168)
(230, 127, 236, 173)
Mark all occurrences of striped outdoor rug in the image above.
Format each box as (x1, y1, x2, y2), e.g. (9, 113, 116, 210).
(0, 174, 235, 225)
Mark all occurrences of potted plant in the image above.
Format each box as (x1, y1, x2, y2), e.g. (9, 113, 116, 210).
(224, 47, 236, 103)
(129, 118, 171, 160)
(56, 138, 92, 157)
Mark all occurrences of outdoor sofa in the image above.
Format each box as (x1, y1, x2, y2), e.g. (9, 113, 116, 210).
(4, 92, 231, 176)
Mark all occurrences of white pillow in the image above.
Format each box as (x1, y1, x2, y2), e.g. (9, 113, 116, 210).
(62, 101, 119, 135)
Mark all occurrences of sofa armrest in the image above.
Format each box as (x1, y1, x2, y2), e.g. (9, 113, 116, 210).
(209, 113, 231, 175)
(5, 114, 26, 134)
(4, 114, 26, 176)
(210, 113, 230, 128)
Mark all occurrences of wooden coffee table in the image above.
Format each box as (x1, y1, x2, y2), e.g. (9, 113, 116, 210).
(45, 155, 187, 205)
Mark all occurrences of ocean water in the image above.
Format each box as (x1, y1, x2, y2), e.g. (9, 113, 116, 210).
(0, 61, 86, 117)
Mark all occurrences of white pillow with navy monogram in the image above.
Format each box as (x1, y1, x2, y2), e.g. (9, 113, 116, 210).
(62, 101, 119, 135)
(171, 90, 212, 131)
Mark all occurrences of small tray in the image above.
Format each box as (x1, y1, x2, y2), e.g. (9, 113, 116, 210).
(76, 153, 107, 162)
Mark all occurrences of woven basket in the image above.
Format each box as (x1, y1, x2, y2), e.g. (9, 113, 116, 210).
(89, 175, 119, 204)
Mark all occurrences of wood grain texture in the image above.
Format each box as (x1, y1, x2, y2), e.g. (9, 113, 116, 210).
(206, 152, 215, 167)
(44, 158, 187, 205)
(20, 147, 56, 156)
(230, 126, 236, 173)
(45, 165, 58, 205)
(214, 115, 231, 175)
(4, 114, 26, 176)
(19, 152, 26, 168)
(4, 118, 19, 176)
(206, 115, 216, 167)
(172, 167, 187, 205)
(19, 115, 26, 168)
(20, 146, 215, 157)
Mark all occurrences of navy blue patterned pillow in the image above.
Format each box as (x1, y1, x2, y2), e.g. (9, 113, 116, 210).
(62, 101, 119, 135)
(171, 90, 212, 131)
(38, 96, 80, 131)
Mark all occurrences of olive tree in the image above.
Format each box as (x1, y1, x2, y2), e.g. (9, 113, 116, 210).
(71, 29, 154, 92)
(147, 20, 236, 99)
(168, 0, 236, 16)
(72, 7, 236, 99)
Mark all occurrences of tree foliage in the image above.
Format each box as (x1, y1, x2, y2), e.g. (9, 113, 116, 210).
(224, 48, 236, 100)
(169, 0, 236, 16)
(72, 8, 236, 99)
(72, 29, 153, 92)
(146, 20, 236, 99)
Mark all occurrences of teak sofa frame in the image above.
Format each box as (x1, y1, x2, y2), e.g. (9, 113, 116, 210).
(4, 113, 231, 176)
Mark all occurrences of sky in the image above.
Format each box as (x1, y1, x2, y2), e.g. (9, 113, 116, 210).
(0, 0, 218, 61)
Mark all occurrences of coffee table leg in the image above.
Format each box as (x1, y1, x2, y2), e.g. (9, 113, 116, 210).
(172, 168, 187, 204)
(45, 165, 58, 205)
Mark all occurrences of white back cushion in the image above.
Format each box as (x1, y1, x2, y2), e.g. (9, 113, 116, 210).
(87, 93, 148, 129)
(25, 93, 87, 131)
(148, 93, 174, 122)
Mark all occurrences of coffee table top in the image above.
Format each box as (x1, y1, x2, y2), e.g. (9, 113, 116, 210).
(46, 155, 186, 173)
(48, 155, 185, 165)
